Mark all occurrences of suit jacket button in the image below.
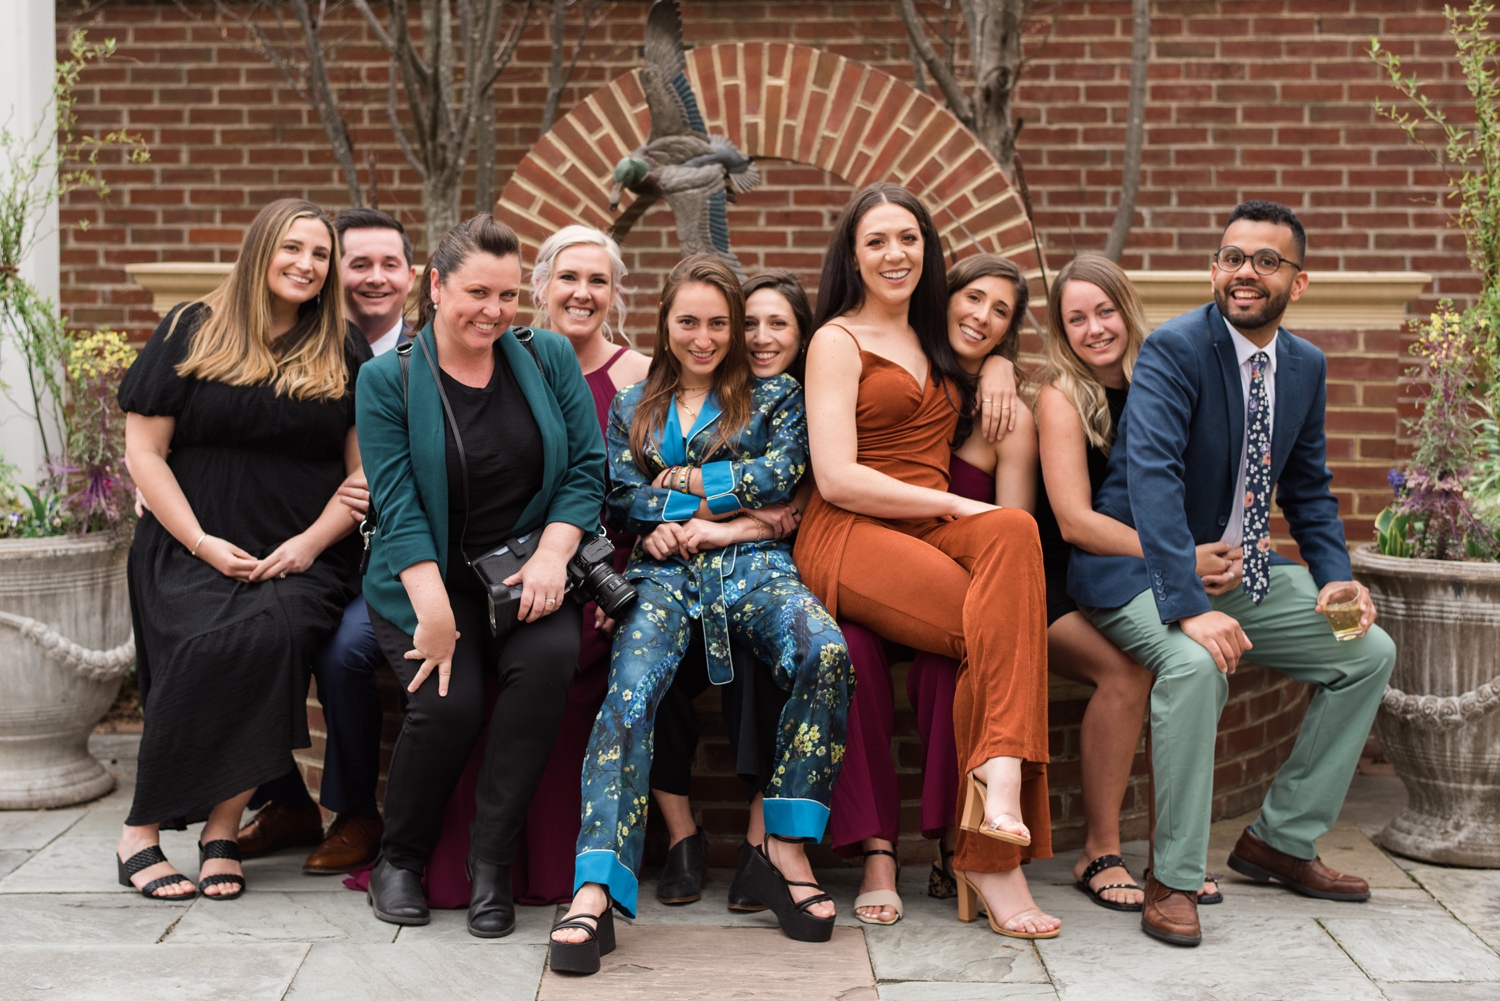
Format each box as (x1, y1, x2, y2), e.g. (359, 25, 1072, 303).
(1218, 516, 1228, 526)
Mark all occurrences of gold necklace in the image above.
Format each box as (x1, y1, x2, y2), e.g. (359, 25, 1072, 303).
(677, 388, 708, 420)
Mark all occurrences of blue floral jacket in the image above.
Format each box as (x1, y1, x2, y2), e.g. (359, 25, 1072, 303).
(605, 373, 808, 683)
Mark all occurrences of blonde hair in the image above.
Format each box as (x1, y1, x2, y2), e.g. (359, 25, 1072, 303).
(175, 198, 348, 401)
(1042, 254, 1147, 455)
(529, 225, 631, 341)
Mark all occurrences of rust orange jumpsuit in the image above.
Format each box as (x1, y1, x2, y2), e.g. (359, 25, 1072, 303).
(794, 339, 1051, 873)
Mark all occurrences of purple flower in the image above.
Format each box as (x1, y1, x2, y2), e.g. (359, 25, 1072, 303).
(1388, 468, 1407, 495)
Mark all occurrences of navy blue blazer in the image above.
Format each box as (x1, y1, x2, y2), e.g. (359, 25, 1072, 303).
(1068, 303, 1350, 621)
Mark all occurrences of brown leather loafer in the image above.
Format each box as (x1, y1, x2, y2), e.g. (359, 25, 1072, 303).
(1141, 873, 1201, 947)
(236, 802, 325, 859)
(1227, 826, 1370, 901)
(304, 813, 383, 874)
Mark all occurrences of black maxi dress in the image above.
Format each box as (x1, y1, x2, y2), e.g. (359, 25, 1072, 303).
(119, 304, 366, 827)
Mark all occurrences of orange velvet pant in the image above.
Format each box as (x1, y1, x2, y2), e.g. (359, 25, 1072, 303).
(834, 508, 1051, 872)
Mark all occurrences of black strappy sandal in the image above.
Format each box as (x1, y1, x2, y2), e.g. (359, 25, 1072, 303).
(928, 845, 957, 899)
(1076, 853, 1143, 912)
(1199, 872, 1224, 905)
(197, 839, 246, 901)
(741, 834, 835, 943)
(548, 894, 617, 976)
(117, 845, 197, 901)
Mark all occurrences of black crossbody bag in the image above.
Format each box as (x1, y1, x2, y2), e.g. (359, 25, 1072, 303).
(358, 328, 635, 637)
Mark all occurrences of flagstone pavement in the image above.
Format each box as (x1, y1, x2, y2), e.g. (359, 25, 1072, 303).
(3, 735, 1500, 1000)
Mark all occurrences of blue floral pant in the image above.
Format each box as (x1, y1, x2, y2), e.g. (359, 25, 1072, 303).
(573, 575, 850, 916)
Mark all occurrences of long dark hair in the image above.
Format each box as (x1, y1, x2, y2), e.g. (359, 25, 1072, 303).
(742, 269, 812, 383)
(811, 183, 971, 427)
(629, 254, 754, 471)
(946, 253, 1030, 446)
(416, 212, 522, 331)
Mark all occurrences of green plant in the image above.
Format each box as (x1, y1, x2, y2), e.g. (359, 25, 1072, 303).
(50, 330, 136, 533)
(1372, 2, 1500, 381)
(0, 31, 147, 533)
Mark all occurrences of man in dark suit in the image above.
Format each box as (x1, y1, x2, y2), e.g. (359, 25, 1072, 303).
(239, 208, 416, 873)
(1070, 201, 1396, 947)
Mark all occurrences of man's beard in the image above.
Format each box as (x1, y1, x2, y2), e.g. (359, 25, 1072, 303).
(1214, 280, 1292, 331)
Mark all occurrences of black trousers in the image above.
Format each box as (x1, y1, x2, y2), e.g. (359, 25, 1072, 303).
(649, 630, 789, 802)
(369, 585, 581, 874)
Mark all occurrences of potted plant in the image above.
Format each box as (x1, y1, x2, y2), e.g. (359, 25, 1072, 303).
(1355, 2, 1500, 866)
(0, 33, 148, 809)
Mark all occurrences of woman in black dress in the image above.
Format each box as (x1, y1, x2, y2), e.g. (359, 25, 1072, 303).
(116, 198, 365, 900)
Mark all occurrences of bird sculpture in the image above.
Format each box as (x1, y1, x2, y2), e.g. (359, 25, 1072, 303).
(607, 0, 759, 277)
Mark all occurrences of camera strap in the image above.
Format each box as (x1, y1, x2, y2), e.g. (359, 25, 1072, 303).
(415, 333, 473, 568)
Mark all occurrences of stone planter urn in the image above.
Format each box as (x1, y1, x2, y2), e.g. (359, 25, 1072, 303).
(0, 534, 136, 809)
(1352, 542, 1500, 866)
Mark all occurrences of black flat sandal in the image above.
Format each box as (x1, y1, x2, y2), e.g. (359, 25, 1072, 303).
(197, 839, 246, 901)
(548, 896, 617, 976)
(1076, 853, 1143, 912)
(740, 834, 835, 943)
(117, 845, 197, 901)
(1199, 872, 1224, 905)
(928, 845, 957, 899)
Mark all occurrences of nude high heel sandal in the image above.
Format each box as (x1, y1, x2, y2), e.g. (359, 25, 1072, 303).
(955, 870, 1059, 941)
(959, 773, 1031, 847)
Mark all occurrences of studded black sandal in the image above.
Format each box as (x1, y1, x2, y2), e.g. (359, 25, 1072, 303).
(197, 839, 246, 901)
(548, 895, 617, 976)
(116, 845, 197, 901)
(740, 834, 835, 943)
(1199, 872, 1224, 905)
(1075, 853, 1143, 912)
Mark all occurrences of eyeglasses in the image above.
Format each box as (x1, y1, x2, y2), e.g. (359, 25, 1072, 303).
(1213, 246, 1303, 276)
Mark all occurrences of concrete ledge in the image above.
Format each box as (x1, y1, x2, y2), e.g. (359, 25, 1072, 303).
(123, 262, 232, 317)
(1127, 270, 1432, 331)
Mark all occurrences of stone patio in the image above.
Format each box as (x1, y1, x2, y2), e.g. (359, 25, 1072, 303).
(2, 735, 1498, 1000)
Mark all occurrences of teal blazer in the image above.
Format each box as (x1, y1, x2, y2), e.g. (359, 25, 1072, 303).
(355, 323, 607, 635)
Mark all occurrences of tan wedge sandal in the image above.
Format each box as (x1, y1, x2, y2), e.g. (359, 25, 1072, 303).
(959, 774, 1031, 847)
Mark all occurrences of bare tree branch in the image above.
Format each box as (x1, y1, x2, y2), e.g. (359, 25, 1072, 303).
(540, 0, 606, 135)
(1103, 0, 1149, 262)
(896, 0, 975, 129)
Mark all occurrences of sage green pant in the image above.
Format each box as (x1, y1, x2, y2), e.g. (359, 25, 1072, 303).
(1084, 565, 1395, 893)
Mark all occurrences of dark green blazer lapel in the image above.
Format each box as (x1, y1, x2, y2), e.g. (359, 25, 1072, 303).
(408, 326, 452, 576)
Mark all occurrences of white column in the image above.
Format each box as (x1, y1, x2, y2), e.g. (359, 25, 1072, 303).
(0, 0, 60, 482)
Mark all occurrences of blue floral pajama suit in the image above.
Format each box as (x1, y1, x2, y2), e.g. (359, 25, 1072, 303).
(573, 374, 850, 916)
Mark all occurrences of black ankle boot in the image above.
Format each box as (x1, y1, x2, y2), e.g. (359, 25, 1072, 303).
(727, 840, 766, 912)
(656, 827, 707, 905)
(367, 858, 429, 926)
(467, 857, 515, 938)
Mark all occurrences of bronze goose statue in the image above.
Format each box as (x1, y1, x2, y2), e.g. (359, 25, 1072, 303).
(607, 0, 759, 277)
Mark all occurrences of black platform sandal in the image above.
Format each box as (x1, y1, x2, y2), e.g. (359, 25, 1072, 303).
(740, 834, 835, 943)
(1199, 872, 1224, 905)
(197, 839, 246, 901)
(548, 894, 617, 976)
(1076, 853, 1143, 912)
(117, 845, 197, 901)
(928, 845, 957, 899)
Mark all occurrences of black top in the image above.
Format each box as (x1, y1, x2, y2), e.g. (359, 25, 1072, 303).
(1036, 384, 1130, 580)
(441, 344, 545, 578)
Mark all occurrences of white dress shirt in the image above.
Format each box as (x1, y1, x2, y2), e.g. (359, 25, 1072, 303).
(367, 317, 405, 358)
(1221, 324, 1278, 548)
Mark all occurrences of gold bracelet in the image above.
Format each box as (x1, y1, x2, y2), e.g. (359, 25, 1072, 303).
(191, 533, 207, 557)
(753, 518, 767, 542)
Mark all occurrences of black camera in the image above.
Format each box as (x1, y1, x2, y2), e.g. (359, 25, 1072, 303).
(567, 533, 637, 619)
(471, 532, 637, 638)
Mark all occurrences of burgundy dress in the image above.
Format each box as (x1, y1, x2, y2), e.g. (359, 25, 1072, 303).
(826, 453, 992, 852)
(347, 348, 629, 908)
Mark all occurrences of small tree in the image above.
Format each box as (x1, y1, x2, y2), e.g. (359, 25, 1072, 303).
(539, 0, 610, 137)
(0, 33, 147, 464)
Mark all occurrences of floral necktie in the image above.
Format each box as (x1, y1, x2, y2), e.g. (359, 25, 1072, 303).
(1243, 352, 1273, 604)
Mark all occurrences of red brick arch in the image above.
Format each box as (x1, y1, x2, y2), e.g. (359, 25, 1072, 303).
(497, 42, 1038, 273)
